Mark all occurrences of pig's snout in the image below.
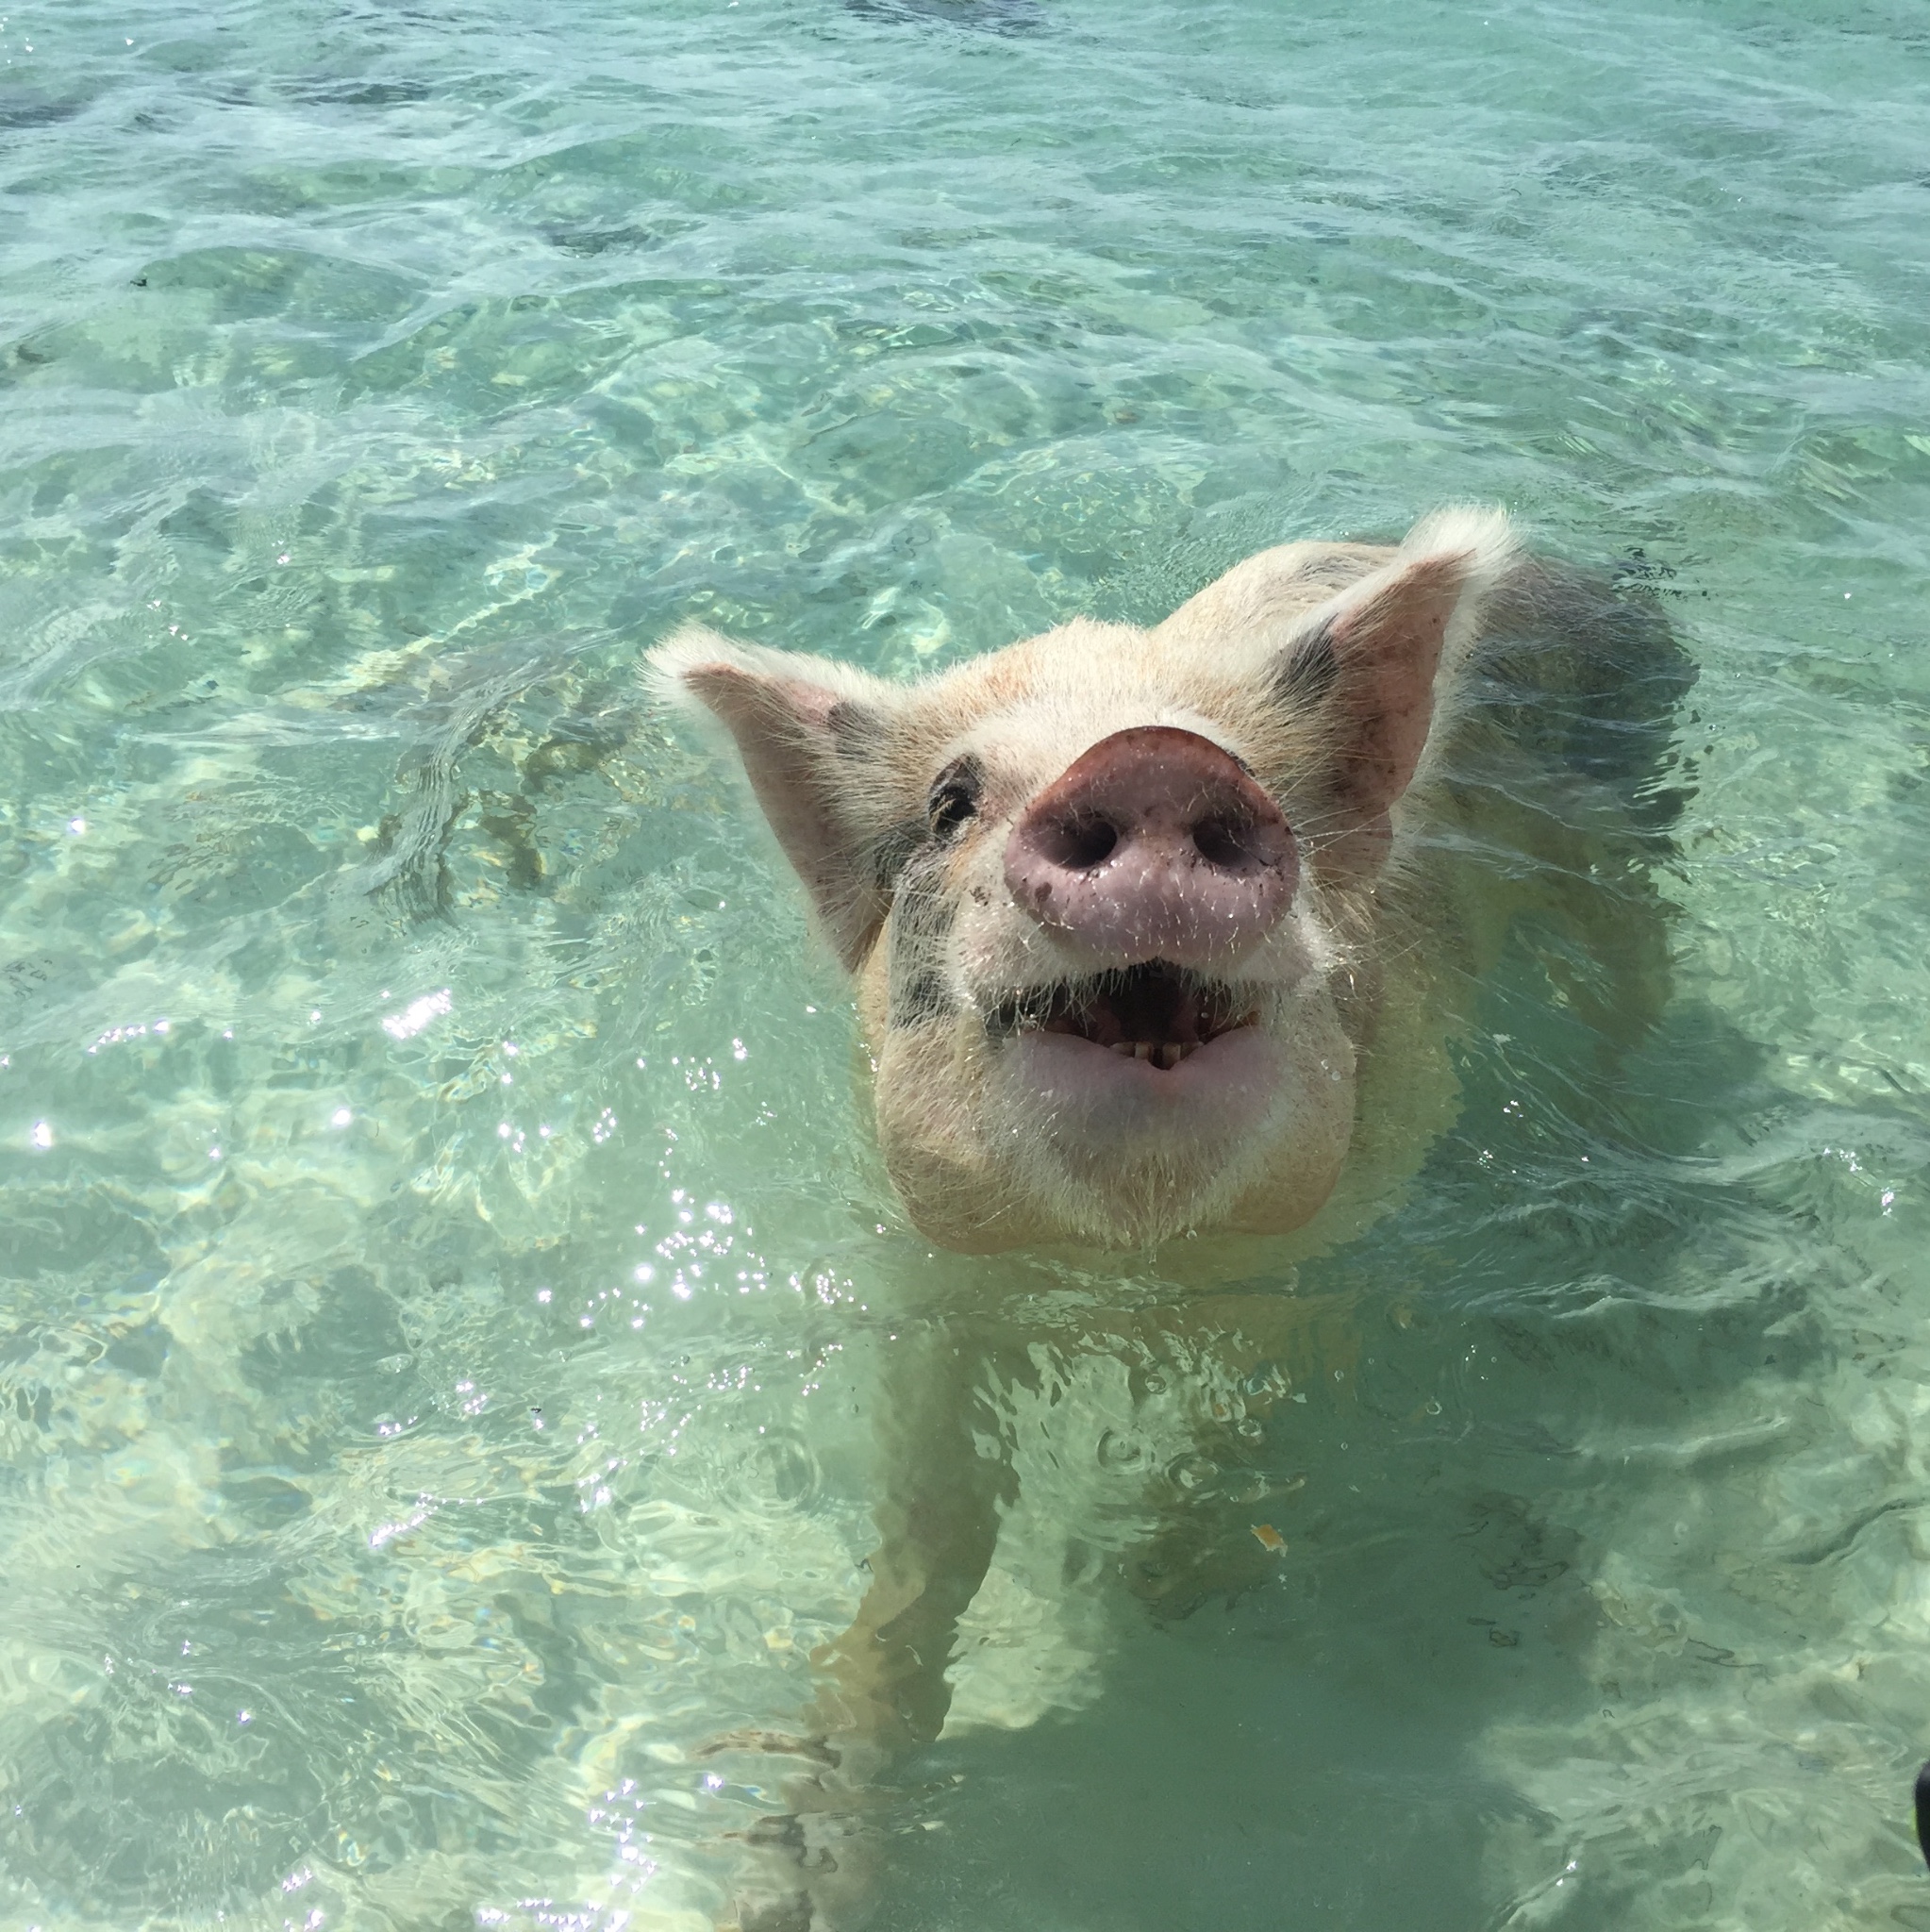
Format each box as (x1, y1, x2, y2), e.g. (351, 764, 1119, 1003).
(1003, 726, 1295, 966)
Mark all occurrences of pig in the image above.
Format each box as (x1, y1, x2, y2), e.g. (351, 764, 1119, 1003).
(657, 508, 1689, 1929)
(651, 507, 1682, 1257)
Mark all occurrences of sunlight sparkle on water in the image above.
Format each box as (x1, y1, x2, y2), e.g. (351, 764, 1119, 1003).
(382, 989, 453, 1041)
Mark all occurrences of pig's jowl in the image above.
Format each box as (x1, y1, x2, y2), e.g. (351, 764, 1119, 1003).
(652, 508, 1686, 1255)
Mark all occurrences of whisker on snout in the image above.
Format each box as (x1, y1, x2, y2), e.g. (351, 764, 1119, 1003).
(985, 961, 1258, 1068)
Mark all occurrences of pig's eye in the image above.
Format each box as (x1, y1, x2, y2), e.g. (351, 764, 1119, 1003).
(926, 761, 982, 840)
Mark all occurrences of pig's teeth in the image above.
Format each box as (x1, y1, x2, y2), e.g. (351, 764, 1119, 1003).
(1109, 1041, 1136, 1057)
(1133, 1042, 1153, 1061)
(1155, 1042, 1179, 1070)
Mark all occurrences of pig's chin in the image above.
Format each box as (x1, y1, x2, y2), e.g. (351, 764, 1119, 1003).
(1005, 1024, 1283, 1154)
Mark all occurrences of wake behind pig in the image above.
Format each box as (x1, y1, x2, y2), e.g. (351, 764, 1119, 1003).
(652, 508, 1686, 1254)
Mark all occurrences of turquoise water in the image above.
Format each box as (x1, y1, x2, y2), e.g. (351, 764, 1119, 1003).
(3, 0, 1930, 1926)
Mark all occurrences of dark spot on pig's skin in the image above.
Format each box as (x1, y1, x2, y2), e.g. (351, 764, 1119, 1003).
(1271, 619, 1339, 708)
(827, 699, 889, 760)
(892, 969, 952, 1026)
(887, 854, 957, 1028)
(871, 818, 928, 891)
(897, 860, 957, 941)
(889, 935, 953, 1024)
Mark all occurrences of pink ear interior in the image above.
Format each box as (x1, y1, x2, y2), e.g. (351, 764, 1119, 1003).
(1323, 549, 1472, 822)
(681, 660, 886, 970)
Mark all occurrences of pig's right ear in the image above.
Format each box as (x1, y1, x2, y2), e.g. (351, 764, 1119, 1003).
(648, 626, 905, 971)
(1273, 507, 1518, 824)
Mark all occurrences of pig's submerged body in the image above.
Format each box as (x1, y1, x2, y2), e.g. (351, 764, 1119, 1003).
(657, 512, 1691, 1929)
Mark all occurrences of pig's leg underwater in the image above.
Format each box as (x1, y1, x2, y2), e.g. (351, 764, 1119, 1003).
(812, 1321, 1022, 1753)
(710, 1321, 1021, 1930)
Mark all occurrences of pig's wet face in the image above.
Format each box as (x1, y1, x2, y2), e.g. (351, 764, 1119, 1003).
(880, 718, 1360, 1245)
(656, 509, 1518, 1251)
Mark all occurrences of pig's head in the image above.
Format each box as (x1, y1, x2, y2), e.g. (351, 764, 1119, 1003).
(654, 508, 1517, 1252)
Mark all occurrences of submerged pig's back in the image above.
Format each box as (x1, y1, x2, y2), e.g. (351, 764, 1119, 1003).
(1415, 553, 1693, 1082)
(1467, 556, 1698, 838)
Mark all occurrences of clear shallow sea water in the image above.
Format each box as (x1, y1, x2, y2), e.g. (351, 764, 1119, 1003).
(2, 0, 1929, 1926)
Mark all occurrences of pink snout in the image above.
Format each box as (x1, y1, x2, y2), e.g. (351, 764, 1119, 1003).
(1003, 726, 1295, 967)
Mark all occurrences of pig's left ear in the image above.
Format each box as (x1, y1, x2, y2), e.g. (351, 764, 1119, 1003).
(648, 626, 907, 970)
(1282, 506, 1517, 823)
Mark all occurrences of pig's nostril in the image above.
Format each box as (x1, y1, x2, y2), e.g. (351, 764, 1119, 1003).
(1039, 814, 1120, 871)
(1191, 813, 1260, 870)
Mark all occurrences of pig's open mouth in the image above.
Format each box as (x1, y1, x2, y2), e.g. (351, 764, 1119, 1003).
(986, 961, 1257, 1072)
